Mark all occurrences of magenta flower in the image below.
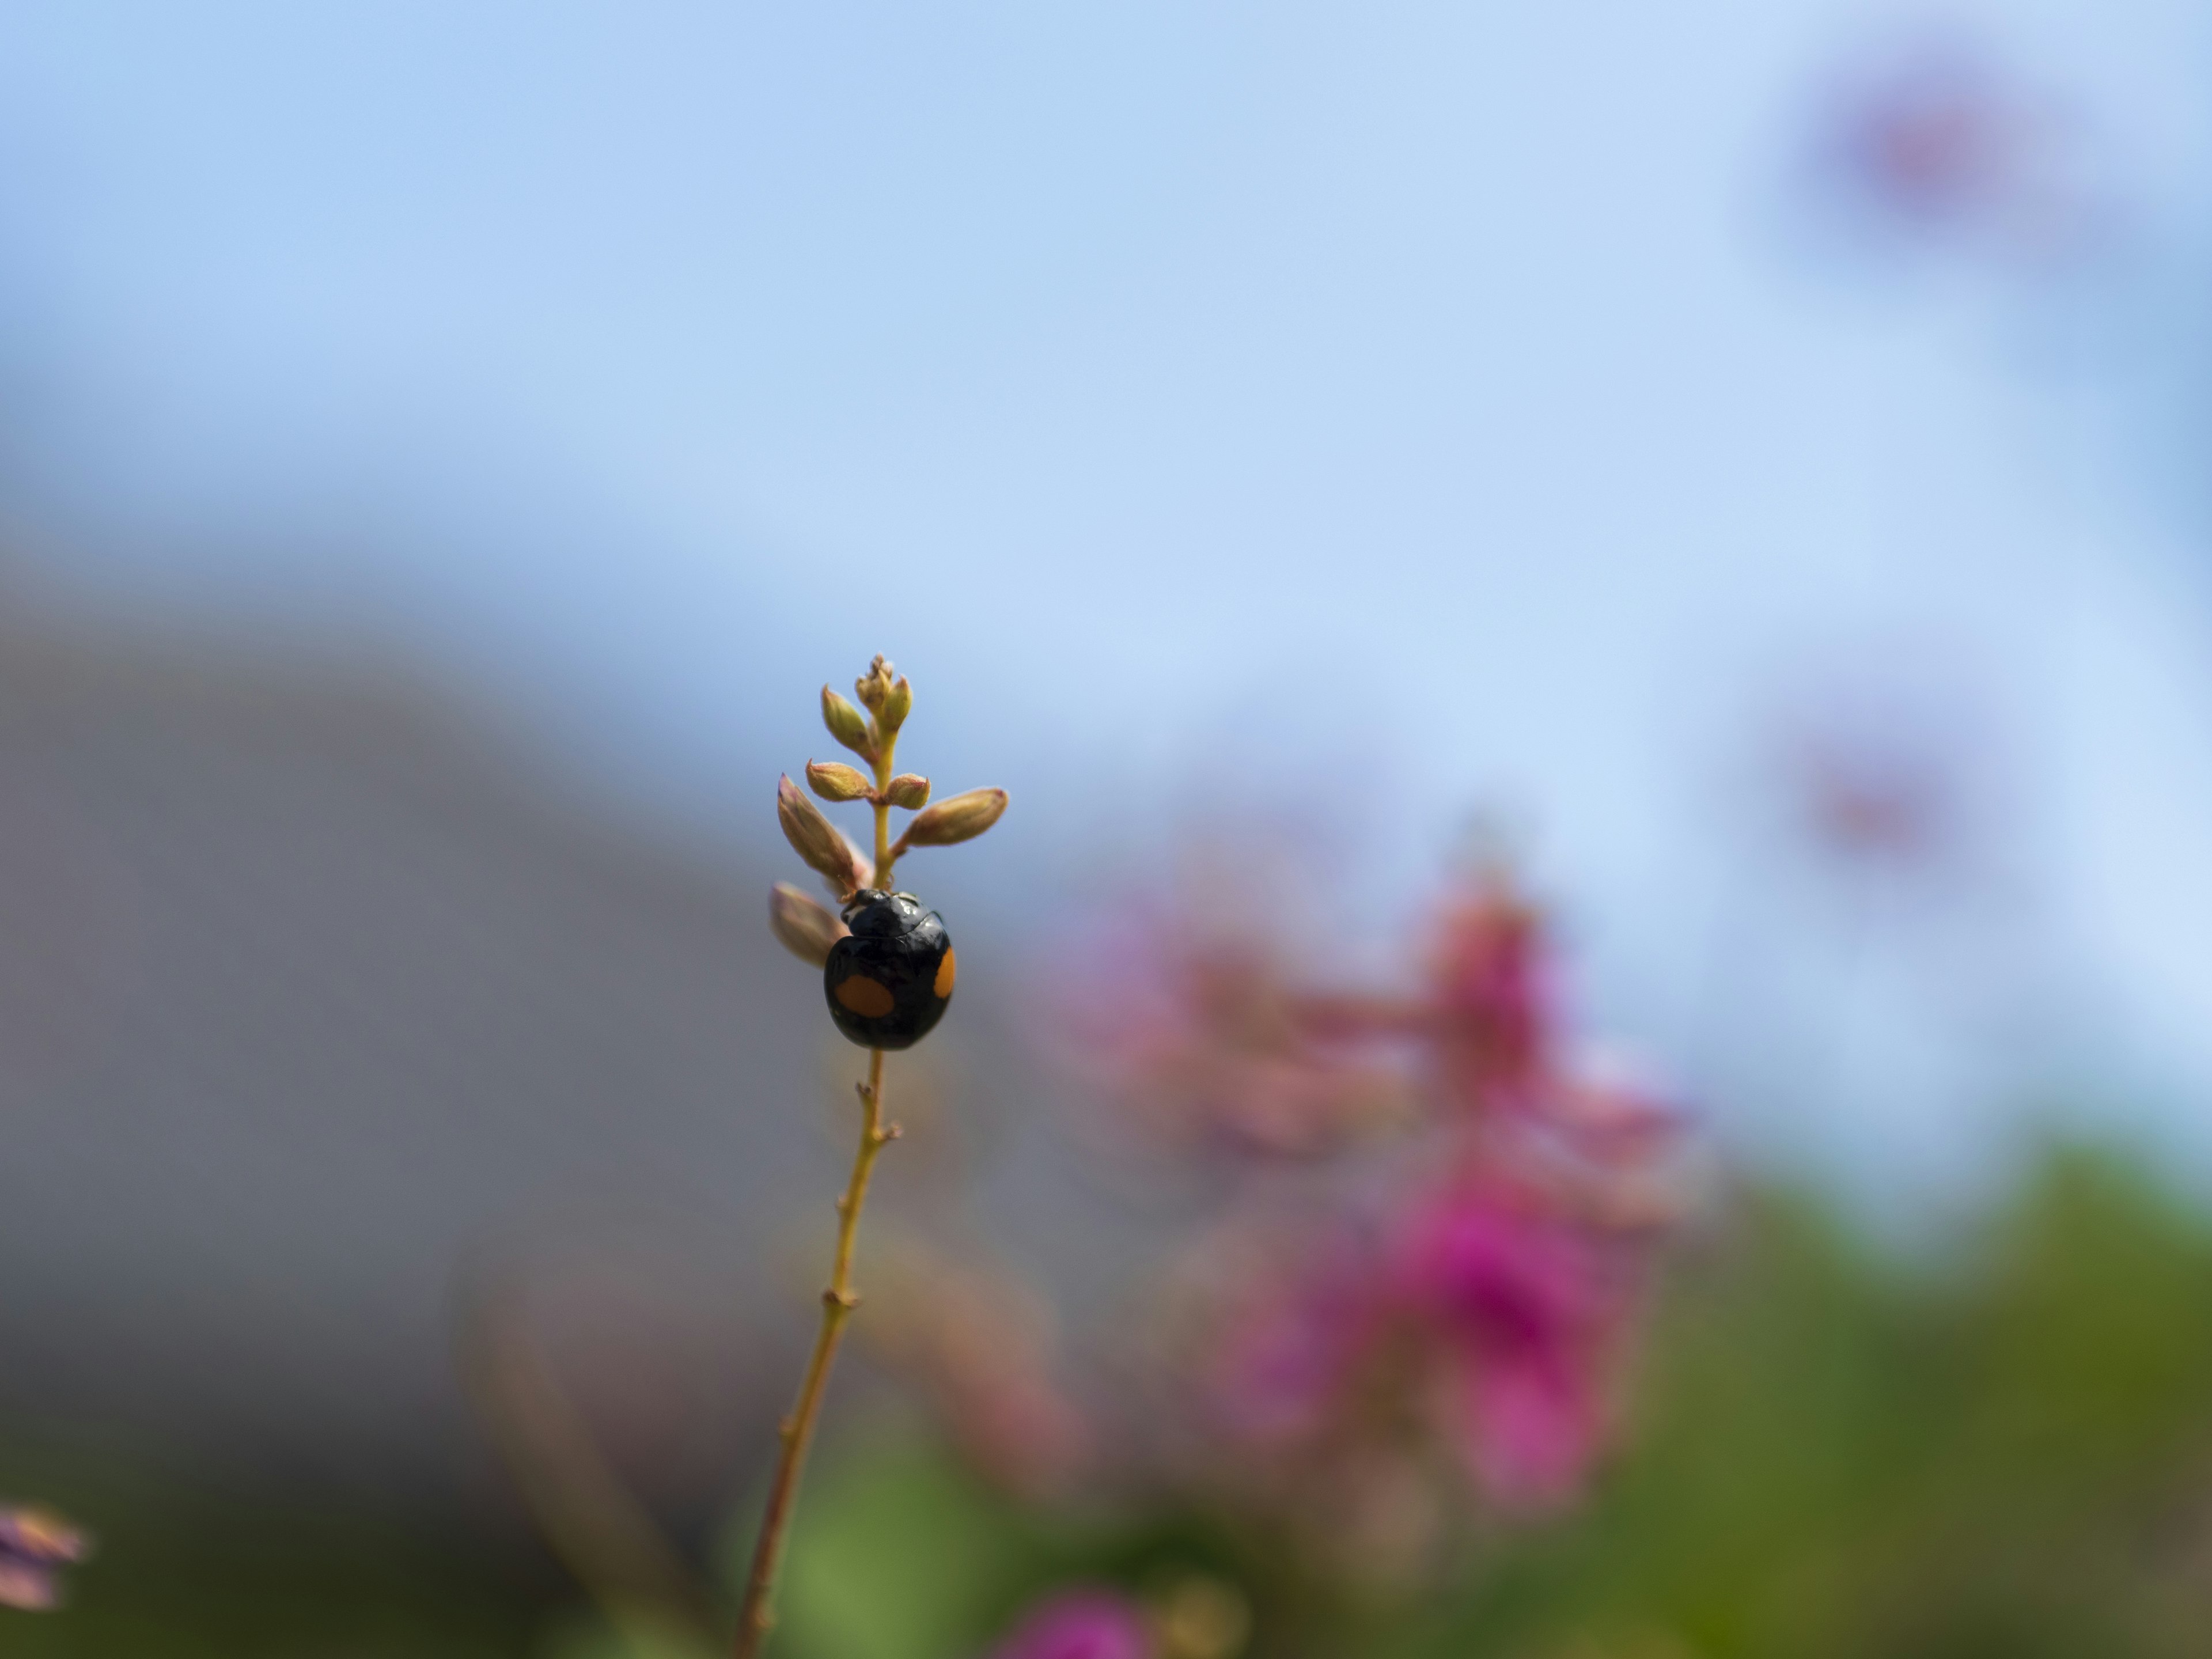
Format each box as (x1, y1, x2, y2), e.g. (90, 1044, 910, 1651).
(1072, 861, 1684, 1535)
(1199, 1183, 1629, 1514)
(1290, 873, 1565, 1123)
(1417, 877, 1554, 1116)
(0, 1505, 90, 1611)
(985, 1588, 1153, 1659)
(1397, 1184, 1620, 1505)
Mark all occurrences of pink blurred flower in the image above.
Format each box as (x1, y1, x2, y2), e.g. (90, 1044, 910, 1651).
(985, 1588, 1153, 1659)
(1208, 1238, 1379, 1445)
(0, 1505, 90, 1611)
(1419, 876, 1554, 1114)
(1199, 1181, 1633, 1515)
(1070, 916, 1406, 1157)
(1397, 1183, 1622, 1505)
(1804, 33, 2105, 265)
(864, 1251, 1091, 1499)
(1071, 860, 1685, 1535)
(1294, 872, 1554, 1119)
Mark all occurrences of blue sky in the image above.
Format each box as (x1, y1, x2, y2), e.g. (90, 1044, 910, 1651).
(4, 0, 2212, 1199)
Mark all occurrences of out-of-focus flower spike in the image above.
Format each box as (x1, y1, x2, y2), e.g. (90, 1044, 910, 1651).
(805, 759, 874, 802)
(883, 772, 930, 810)
(821, 685, 876, 762)
(777, 774, 866, 897)
(0, 1504, 90, 1611)
(898, 787, 1007, 849)
(769, 881, 849, 968)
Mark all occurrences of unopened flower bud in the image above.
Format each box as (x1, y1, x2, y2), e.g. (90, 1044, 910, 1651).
(883, 772, 930, 810)
(835, 832, 875, 897)
(821, 686, 876, 762)
(900, 786, 1007, 847)
(806, 759, 874, 802)
(855, 654, 895, 713)
(778, 774, 866, 895)
(878, 673, 912, 734)
(768, 881, 849, 968)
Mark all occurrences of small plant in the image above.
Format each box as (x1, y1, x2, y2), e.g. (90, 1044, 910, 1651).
(737, 655, 1007, 1658)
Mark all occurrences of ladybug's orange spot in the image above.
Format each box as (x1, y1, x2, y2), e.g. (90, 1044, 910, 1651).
(933, 949, 957, 999)
(835, 976, 896, 1018)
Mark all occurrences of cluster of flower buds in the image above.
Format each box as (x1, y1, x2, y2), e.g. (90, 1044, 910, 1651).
(769, 655, 1008, 971)
(0, 1504, 90, 1611)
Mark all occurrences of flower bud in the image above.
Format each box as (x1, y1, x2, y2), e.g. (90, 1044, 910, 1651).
(835, 832, 875, 897)
(778, 774, 866, 895)
(882, 772, 930, 810)
(878, 673, 912, 734)
(768, 881, 849, 968)
(806, 759, 874, 802)
(855, 654, 895, 713)
(821, 686, 876, 762)
(900, 786, 1007, 847)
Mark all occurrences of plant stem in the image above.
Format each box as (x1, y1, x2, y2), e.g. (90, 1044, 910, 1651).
(733, 1046, 894, 1658)
(872, 730, 898, 891)
(734, 706, 908, 1657)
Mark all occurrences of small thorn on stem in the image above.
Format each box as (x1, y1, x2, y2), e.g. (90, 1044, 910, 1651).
(821, 1288, 859, 1310)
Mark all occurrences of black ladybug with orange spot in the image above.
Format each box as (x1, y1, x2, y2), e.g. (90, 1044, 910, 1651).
(823, 890, 956, 1050)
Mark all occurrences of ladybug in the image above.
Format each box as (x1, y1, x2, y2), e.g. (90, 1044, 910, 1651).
(823, 889, 956, 1050)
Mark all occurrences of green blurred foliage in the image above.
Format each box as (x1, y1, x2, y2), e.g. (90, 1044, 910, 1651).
(12, 1143, 2212, 1657)
(0, 1441, 544, 1657)
(1399, 1149, 2212, 1659)
(767, 1145, 2212, 1659)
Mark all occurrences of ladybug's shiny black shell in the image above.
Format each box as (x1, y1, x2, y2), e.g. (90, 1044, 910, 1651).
(823, 890, 955, 1050)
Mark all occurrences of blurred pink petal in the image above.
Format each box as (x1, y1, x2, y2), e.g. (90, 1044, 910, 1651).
(1072, 914, 1406, 1157)
(1416, 877, 1555, 1117)
(1459, 1349, 1603, 1508)
(986, 1588, 1153, 1659)
(0, 1505, 89, 1611)
(1399, 1187, 1619, 1505)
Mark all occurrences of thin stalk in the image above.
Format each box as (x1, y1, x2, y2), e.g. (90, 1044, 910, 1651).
(732, 1047, 895, 1657)
(734, 718, 903, 1658)
(872, 729, 898, 890)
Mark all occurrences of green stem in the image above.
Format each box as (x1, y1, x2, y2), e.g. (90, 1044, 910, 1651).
(872, 729, 898, 891)
(732, 1047, 894, 1658)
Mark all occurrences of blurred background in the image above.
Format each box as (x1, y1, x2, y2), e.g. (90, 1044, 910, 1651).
(3, 2, 2212, 1654)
